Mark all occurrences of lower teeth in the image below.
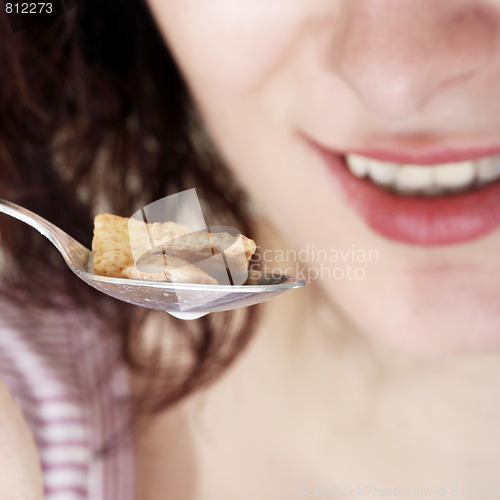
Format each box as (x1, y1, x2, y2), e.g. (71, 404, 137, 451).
(382, 179, 491, 197)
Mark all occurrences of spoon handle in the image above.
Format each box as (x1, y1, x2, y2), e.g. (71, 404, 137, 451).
(0, 198, 90, 268)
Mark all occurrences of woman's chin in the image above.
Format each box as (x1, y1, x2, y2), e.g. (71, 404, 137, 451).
(320, 266, 500, 356)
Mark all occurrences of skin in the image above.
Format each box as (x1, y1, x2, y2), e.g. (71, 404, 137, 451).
(0, 381, 43, 500)
(132, 1, 500, 499)
(128, 0, 500, 498)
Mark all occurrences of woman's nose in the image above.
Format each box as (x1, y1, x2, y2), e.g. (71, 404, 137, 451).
(329, 0, 499, 119)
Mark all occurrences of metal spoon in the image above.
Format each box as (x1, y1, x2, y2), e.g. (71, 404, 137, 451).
(0, 199, 305, 319)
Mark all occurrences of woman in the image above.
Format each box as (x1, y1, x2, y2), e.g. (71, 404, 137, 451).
(1, 0, 500, 498)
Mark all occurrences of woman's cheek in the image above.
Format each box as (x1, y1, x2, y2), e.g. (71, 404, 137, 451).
(147, 0, 311, 90)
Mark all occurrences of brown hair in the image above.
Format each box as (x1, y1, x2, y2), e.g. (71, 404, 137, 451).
(0, 0, 259, 433)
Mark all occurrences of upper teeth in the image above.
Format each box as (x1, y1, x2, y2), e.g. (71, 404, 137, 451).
(346, 154, 500, 196)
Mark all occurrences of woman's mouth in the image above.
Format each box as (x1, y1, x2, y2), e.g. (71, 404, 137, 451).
(311, 141, 500, 245)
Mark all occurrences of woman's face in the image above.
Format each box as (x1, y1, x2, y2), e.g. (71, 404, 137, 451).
(147, 0, 500, 354)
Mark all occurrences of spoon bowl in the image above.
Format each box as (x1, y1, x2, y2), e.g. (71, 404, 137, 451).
(0, 199, 305, 319)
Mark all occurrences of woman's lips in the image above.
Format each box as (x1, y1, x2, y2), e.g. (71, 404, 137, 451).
(311, 141, 500, 246)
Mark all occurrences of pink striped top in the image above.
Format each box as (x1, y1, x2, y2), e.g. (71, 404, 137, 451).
(0, 305, 136, 500)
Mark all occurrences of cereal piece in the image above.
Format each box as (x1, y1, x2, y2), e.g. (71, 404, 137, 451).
(92, 214, 133, 278)
(123, 253, 217, 285)
(92, 213, 257, 284)
(162, 231, 256, 266)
